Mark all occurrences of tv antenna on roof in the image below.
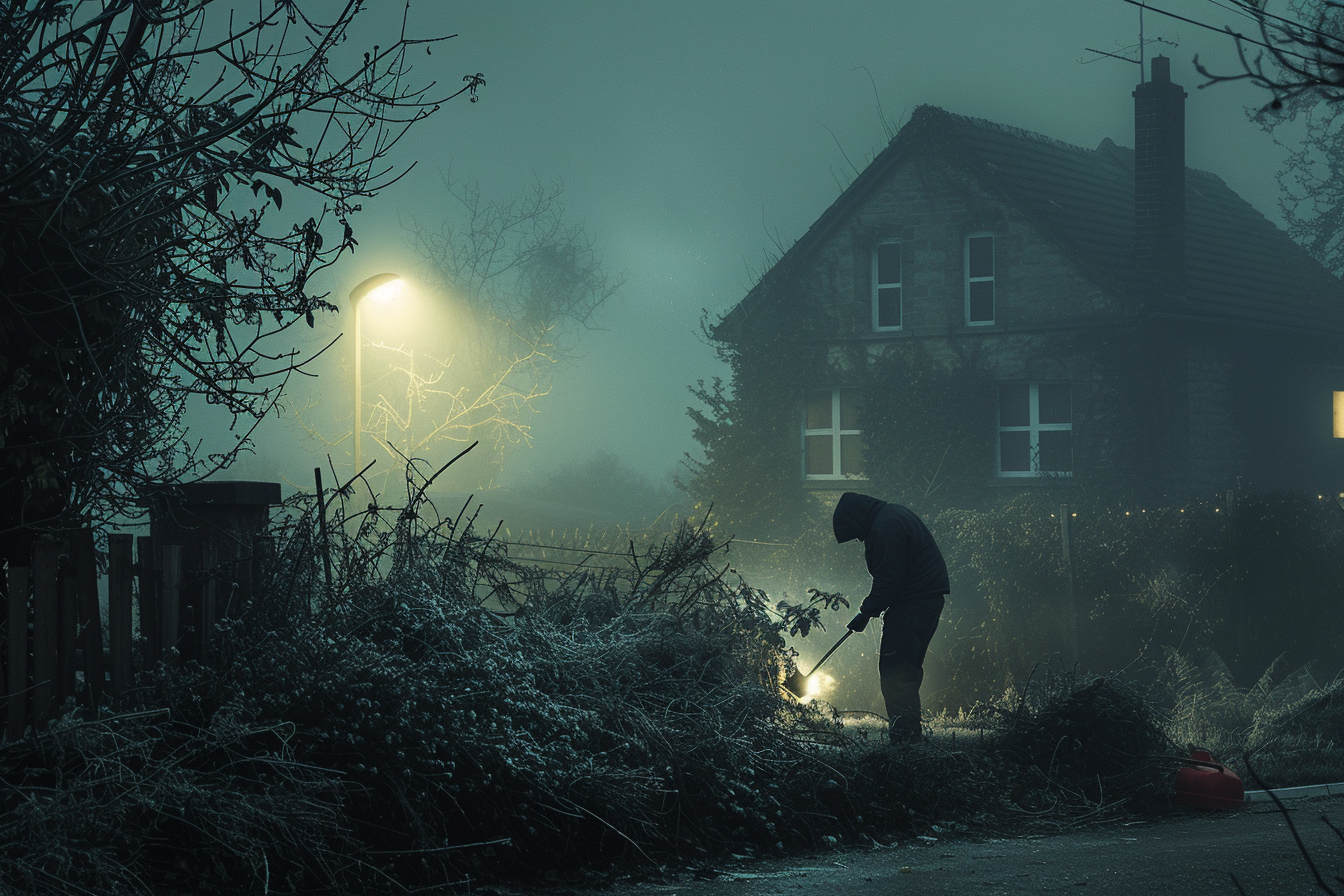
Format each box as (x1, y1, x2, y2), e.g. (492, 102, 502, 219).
(1081, 6, 1178, 81)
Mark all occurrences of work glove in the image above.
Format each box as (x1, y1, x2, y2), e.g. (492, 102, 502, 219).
(847, 612, 872, 633)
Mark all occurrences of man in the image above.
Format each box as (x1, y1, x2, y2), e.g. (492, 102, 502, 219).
(833, 492, 949, 746)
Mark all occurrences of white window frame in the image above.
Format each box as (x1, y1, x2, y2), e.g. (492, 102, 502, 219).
(872, 241, 903, 332)
(997, 382, 1072, 478)
(803, 389, 862, 480)
(965, 233, 996, 326)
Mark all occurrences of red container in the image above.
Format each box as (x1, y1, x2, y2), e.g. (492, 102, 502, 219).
(1173, 750, 1244, 809)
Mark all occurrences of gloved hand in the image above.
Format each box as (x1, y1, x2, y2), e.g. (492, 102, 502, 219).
(847, 612, 872, 633)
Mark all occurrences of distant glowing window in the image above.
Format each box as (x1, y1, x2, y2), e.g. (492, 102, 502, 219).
(1335, 392, 1344, 438)
(966, 234, 995, 325)
(804, 389, 864, 479)
(872, 242, 902, 331)
(998, 383, 1072, 477)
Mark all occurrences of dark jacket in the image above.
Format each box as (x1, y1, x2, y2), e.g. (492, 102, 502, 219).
(833, 492, 949, 617)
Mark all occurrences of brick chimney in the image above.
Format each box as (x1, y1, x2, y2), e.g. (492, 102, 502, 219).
(1133, 56, 1186, 295)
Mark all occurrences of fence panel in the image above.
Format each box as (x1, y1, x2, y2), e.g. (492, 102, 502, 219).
(2, 531, 244, 741)
(108, 535, 134, 699)
(161, 545, 181, 658)
(57, 555, 77, 708)
(6, 566, 27, 741)
(30, 539, 59, 730)
(72, 529, 104, 706)
(137, 535, 160, 665)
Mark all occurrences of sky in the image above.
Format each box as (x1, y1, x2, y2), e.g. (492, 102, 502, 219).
(221, 0, 1298, 499)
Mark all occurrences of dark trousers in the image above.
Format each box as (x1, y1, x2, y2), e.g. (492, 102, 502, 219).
(879, 595, 945, 735)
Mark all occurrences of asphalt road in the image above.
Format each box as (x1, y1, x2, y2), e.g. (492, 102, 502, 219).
(590, 795, 1344, 896)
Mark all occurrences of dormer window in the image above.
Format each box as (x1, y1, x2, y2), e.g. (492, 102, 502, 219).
(966, 234, 995, 325)
(872, 242, 902, 331)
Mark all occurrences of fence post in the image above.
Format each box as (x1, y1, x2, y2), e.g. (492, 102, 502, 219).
(71, 529, 105, 707)
(161, 546, 181, 656)
(31, 539, 59, 730)
(108, 535, 134, 700)
(1225, 487, 1249, 669)
(137, 536, 160, 667)
(200, 542, 218, 664)
(1060, 504, 1080, 667)
(57, 547, 79, 708)
(6, 565, 29, 741)
(315, 467, 333, 591)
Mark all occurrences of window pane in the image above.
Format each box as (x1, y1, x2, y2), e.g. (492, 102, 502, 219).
(968, 279, 994, 322)
(840, 433, 864, 475)
(876, 243, 901, 285)
(1038, 430, 1073, 473)
(1000, 431, 1030, 472)
(1038, 383, 1071, 425)
(876, 286, 902, 328)
(999, 384, 1029, 427)
(968, 235, 994, 278)
(805, 435, 833, 475)
(839, 390, 860, 430)
(805, 391, 832, 430)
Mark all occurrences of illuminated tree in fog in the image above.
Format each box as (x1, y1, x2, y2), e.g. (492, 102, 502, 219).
(396, 175, 623, 482)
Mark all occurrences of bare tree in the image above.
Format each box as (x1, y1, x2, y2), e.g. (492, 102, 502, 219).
(395, 175, 623, 481)
(0, 0, 481, 547)
(1188, 1, 1344, 274)
(356, 338, 551, 490)
(1193, 0, 1344, 105)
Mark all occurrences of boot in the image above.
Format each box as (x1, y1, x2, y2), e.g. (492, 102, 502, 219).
(888, 716, 920, 747)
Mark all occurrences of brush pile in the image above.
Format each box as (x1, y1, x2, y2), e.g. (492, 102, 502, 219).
(982, 665, 1175, 815)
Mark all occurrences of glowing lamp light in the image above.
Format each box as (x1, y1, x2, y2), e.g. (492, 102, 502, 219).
(361, 274, 403, 304)
(350, 272, 405, 473)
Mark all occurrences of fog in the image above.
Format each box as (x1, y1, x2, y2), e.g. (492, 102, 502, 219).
(212, 0, 1287, 510)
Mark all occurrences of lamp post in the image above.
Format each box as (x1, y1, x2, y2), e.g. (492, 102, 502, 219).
(349, 272, 404, 473)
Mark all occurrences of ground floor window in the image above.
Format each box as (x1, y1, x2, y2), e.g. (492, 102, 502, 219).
(998, 382, 1072, 476)
(804, 389, 863, 478)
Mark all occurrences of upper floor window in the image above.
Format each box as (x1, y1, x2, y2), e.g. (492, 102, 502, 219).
(872, 242, 902, 331)
(998, 382, 1072, 477)
(1334, 391, 1344, 438)
(804, 389, 864, 479)
(966, 234, 995, 325)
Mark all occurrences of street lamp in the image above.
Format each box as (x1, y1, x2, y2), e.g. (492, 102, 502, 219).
(349, 272, 404, 473)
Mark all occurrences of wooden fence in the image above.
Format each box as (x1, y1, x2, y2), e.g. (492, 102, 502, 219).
(2, 530, 256, 741)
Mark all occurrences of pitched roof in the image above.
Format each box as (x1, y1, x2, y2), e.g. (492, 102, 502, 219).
(721, 104, 1344, 338)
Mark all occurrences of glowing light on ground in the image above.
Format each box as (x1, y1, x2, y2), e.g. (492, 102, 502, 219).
(799, 671, 835, 704)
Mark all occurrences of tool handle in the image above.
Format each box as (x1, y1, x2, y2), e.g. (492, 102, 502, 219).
(804, 629, 853, 677)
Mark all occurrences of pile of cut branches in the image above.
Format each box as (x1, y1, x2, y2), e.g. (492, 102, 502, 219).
(977, 663, 1175, 818)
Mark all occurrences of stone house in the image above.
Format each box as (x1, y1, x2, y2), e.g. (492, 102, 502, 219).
(709, 57, 1344, 511)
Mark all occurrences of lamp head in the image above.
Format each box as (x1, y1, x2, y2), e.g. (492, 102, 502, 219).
(350, 272, 403, 305)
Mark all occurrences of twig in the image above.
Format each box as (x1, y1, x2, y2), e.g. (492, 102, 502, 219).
(1244, 752, 1338, 896)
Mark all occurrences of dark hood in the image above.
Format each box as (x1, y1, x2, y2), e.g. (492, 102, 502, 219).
(833, 492, 885, 543)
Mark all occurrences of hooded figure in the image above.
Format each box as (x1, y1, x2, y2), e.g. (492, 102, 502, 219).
(834, 492, 948, 745)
